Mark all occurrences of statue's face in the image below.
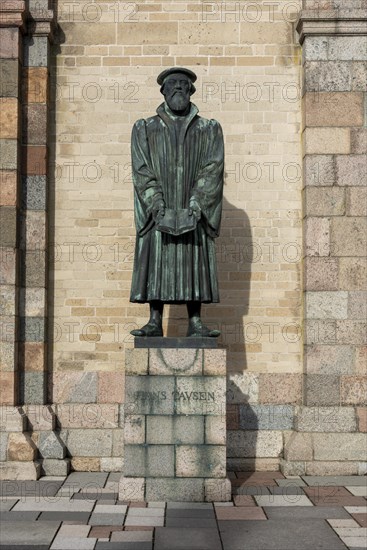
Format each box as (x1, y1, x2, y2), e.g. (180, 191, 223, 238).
(163, 73, 191, 113)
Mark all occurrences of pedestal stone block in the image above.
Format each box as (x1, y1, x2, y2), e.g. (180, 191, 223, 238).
(125, 376, 175, 415)
(124, 445, 174, 477)
(176, 445, 226, 478)
(205, 478, 232, 502)
(124, 415, 145, 444)
(120, 346, 229, 501)
(145, 478, 204, 502)
(146, 415, 204, 444)
(119, 477, 145, 501)
(149, 348, 202, 375)
(175, 376, 226, 416)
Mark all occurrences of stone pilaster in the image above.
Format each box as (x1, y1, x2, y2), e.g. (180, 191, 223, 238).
(282, 3, 367, 475)
(0, 1, 26, 405)
(19, 2, 55, 404)
(0, 1, 60, 480)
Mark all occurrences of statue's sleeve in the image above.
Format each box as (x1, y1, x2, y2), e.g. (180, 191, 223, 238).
(191, 120, 224, 238)
(131, 119, 163, 236)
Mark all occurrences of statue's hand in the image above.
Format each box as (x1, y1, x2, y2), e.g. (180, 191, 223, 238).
(189, 198, 201, 221)
(152, 198, 165, 222)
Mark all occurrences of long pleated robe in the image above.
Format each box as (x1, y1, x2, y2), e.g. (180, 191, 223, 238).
(130, 102, 224, 304)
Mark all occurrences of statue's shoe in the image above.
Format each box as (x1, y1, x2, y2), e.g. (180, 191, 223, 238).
(186, 323, 220, 338)
(131, 322, 163, 337)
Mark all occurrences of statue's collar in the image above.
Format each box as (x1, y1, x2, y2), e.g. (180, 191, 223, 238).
(156, 102, 199, 127)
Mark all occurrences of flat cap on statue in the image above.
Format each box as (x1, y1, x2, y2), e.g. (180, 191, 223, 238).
(157, 67, 197, 85)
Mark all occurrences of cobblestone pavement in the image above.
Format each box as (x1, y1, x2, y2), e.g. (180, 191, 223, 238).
(0, 471, 366, 549)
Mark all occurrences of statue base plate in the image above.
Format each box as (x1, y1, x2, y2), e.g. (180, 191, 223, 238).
(134, 337, 218, 349)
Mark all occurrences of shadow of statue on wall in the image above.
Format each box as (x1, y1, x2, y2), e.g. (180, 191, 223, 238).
(167, 193, 259, 473)
(166, 194, 253, 371)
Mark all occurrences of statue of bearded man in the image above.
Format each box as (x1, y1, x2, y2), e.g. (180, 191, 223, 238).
(129, 67, 224, 338)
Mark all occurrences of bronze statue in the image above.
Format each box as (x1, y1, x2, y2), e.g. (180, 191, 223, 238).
(130, 67, 224, 337)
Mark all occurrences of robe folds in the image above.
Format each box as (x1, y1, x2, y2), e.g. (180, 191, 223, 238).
(130, 102, 224, 304)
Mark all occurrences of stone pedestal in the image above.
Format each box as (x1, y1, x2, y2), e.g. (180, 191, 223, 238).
(119, 343, 231, 502)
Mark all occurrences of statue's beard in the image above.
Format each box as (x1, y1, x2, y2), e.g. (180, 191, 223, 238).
(165, 92, 190, 113)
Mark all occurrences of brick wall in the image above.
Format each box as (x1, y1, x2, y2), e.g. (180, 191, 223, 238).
(49, 0, 303, 470)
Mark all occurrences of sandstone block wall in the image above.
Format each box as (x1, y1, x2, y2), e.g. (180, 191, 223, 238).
(281, 1, 367, 476)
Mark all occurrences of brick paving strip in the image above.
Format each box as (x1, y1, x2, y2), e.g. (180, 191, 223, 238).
(0, 472, 366, 549)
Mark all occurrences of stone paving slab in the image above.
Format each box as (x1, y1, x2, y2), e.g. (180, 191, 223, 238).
(345, 506, 367, 514)
(0, 480, 64, 497)
(166, 502, 213, 509)
(40, 477, 67, 481)
(219, 519, 348, 550)
(0, 499, 18, 511)
(62, 472, 109, 483)
(127, 507, 163, 516)
(96, 543, 152, 550)
(37, 511, 91, 523)
(72, 492, 117, 500)
(50, 537, 97, 549)
(166, 508, 215, 518)
(235, 472, 285, 480)
(233, 495, 256, 507)
(255, 494, 314, 507)
(165, 517, 218, 528)
(82, 487, 118, 495)
(110, 531, 153, 542)
(231, 485, 271, 496)
(57, 524, 91, 537)
(147, 501, 166, 508)
(351, 513, 367, 527)
(127, 503, 147, 508)
(263, 506, 353, 519)
(339, 540, 366, 549)
(328, 519, 361, 528)
(94, 504, 127, 514)
(88, 526, 123, 538)
(335, 527, 367, 538)
(12, 497, 95, 512)
(2, 472, 367, 549)
(88, 513, 125, 526)
(216, 507, 267, 520)
(0, 521, 61, 547)
(154, 527, 222, 550)
(277, 477, 307, 487)
(346, 486, 367, 497)
(0, 546, 51, 550)
(0, 511, 40, 521)
(303, 486, 367, 507)
(55, 488, 79, 497)
(125, 526, 154, 531)
(302, 476, 367, 487)
(125, 515, 165, 527)
(268, 486, 306, 495)
(104, 482, 119, 492)
(107, 473, 121, 482)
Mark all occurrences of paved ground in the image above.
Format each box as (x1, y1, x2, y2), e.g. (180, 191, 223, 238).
(0, 471, 366, 549)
